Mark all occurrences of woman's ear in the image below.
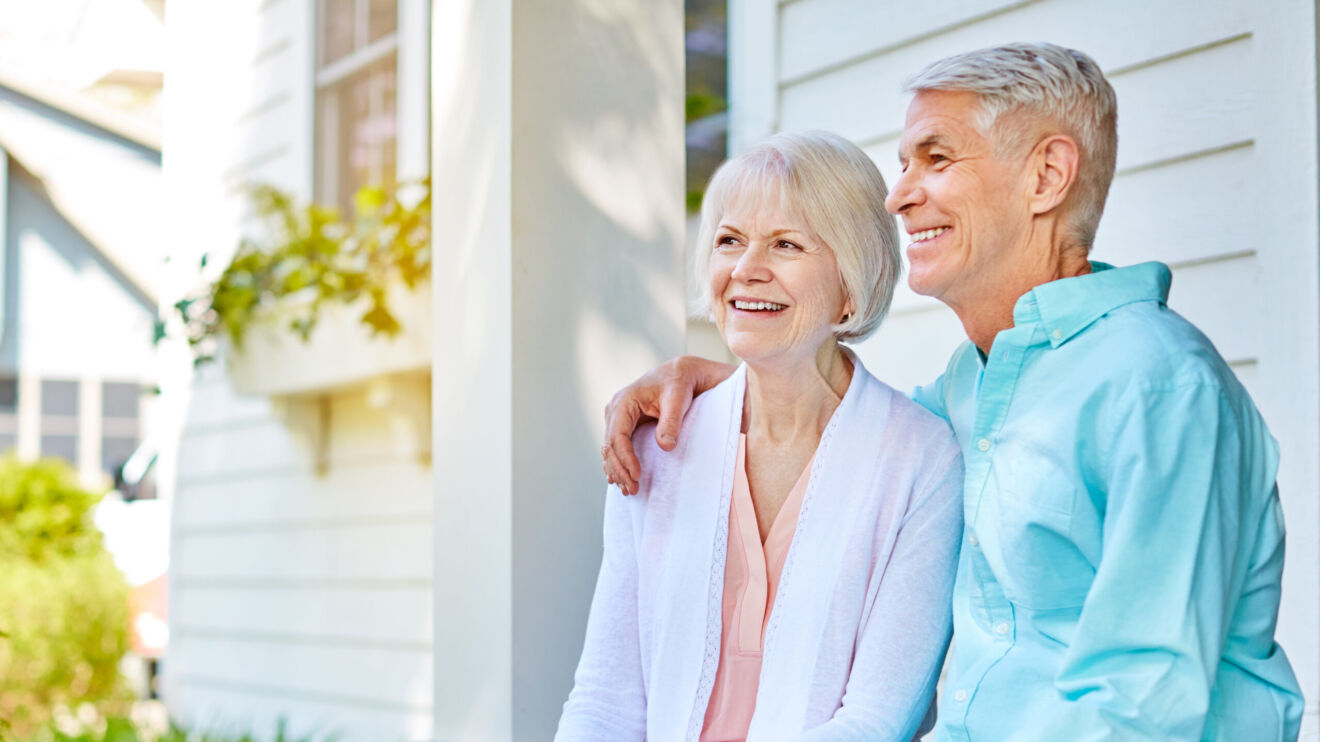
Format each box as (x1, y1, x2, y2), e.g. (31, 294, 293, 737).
(1027, 134, 1080, 216)
(839, 296, 855, 324)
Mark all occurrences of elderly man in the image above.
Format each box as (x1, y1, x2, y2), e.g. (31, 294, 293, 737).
(600, 43, 1303, 740)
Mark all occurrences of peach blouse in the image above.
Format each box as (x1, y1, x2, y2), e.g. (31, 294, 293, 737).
(701, 434, 814, 742)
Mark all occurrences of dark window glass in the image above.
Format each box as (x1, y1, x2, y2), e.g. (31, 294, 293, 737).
(41, 434, 78, 463)
(102, 382, 141, 419)
(102, 436, 138, 474)
(0, 377, 16, 413)
(42, 380, 79, 417)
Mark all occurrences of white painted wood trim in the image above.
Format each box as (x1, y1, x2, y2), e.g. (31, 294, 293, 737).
(430, 0, 514, 736)
(396, 0, 430, 182)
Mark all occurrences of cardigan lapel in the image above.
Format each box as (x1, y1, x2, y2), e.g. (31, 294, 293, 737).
(748, 354, 895, 736)
(646, 365, 747, 741)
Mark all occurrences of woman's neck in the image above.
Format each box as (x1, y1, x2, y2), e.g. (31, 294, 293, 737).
(742, 342, 852, 444)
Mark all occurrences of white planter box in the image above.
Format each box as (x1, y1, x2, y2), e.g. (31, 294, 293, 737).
(225, 281, 432, 397)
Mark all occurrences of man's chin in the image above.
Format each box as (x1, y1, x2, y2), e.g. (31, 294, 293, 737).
(905, 275, 942, 299)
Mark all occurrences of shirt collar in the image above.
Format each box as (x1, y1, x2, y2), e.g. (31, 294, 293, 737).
(1013, 261, 1172, 348)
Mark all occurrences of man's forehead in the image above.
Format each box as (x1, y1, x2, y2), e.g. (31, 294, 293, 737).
(897, 91, 989, 154)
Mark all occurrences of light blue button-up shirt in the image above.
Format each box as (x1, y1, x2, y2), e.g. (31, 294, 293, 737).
(915, 262, 1303, 741)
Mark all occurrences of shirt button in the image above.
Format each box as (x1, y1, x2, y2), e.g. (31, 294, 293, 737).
(968, 532, 979, 547)
(977, 438, 991, 452)
(1051, 328, 1063, 341)
(954, 689, 969, 703)
(995, 622, 1009, 636)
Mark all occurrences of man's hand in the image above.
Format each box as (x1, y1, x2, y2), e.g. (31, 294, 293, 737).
(601, 356, 736, 494)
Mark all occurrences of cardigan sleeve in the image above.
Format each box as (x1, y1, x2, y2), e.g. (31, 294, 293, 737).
(554, 485, 648, 741)
(795, 436, 964, 742)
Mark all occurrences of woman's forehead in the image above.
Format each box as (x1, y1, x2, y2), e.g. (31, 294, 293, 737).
(718, 177, 811, 231)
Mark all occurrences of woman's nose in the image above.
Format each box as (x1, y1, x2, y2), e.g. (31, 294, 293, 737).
(730, 243, 772, 283)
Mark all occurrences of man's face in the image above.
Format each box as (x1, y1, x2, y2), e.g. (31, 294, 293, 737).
(886, 90, 1033, 308)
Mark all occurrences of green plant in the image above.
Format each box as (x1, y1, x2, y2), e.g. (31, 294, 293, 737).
(7, 716, 342, 742)
(0, 457, 131, 738)
(172, 178, 431, 364)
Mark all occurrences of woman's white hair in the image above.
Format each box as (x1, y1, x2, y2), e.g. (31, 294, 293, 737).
(905, 42, 1118, 250)
(692, 130, 901, 343)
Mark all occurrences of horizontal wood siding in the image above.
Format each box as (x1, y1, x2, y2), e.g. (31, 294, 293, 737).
(165, 4, 431, 738)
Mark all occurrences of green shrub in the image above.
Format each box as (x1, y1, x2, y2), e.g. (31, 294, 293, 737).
(8, 716, 339, 742)
(0, 457, 131, 737)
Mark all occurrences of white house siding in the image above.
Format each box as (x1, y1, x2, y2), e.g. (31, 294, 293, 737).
(5, 170, 156, 381)
(731, 0, 1319, 735)
(162, 1, 433, 739)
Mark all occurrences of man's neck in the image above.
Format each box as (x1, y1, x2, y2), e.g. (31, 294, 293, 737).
(952, 246, 1092, 354)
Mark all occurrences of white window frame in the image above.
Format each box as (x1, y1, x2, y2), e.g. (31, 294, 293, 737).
(313, 0, 429, 213)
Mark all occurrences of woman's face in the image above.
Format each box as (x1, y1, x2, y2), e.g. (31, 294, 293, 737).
(709, 195, 852, 367)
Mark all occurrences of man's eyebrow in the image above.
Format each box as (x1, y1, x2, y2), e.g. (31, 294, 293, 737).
(898, 133, 951, 164)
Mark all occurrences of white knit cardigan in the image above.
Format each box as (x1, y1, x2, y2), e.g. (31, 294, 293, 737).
(556, 356, 964, 741)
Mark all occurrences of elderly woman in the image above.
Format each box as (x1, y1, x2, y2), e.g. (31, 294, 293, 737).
(555, 131, 963, 741)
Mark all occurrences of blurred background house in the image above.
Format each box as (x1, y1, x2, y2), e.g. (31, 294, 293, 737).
(0, 0, 170, 697)
(0, 0, 1316, 740)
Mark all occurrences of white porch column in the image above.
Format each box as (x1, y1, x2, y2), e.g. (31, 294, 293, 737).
(430, 0, 685, 738)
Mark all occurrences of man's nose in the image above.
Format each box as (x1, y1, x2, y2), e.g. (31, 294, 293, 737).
(885, 168, 921, 215)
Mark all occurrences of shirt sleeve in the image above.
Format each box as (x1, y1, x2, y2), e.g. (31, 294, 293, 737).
(554, 486, 647, 741)
(796, 436, 965, 742)
(910, 371, 949, 422)
(1024, 379, 1281, 740)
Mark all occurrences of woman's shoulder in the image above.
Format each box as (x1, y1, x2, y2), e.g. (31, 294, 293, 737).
(855, 367, 957, 444)
(630, 367, 743, 492)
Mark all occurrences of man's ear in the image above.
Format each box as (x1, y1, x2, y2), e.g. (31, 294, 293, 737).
(1028, 134, 1080, 216)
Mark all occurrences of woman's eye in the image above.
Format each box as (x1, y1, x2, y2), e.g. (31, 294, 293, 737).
(716, 235, 738, 248)
(777, 240, 802, 251)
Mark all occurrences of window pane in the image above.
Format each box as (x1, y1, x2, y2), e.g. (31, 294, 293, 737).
(317, 55, 397, 216)
(0, 433, 15, 455)
(368, 0, 397, 43)
(103, 436, 138, 474)
(41, 434, 78, 464)
(42, 380, 79, 417)
(0, 377, 16, 413)
(102, 382, 141, 419)
(320, 0, 357, 66)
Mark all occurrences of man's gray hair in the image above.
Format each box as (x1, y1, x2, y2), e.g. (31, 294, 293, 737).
(906, 42, 1118, 249)
(692, 130, 901, 343)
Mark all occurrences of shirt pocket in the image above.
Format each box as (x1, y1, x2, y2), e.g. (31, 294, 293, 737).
(992, 446, 1093, 610)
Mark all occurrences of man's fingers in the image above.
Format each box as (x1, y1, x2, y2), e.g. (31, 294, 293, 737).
(610, 428, 641, 485)
(654, 386, 693, 452)
(603, 437, 638, 494)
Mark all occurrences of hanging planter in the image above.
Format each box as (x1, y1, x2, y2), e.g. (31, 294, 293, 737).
(169, 178, 432, 395)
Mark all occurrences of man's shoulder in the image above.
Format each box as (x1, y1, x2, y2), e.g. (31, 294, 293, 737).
(1085, 299, 1237, 391)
